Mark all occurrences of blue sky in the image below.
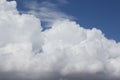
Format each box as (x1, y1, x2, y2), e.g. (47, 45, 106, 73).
(8, 0, 120, 42)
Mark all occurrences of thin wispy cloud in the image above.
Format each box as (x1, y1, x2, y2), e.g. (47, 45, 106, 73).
(57, 0, 69, 4)
(22, 0, 73, 27)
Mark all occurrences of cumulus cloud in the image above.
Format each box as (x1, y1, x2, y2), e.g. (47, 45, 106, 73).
(0, 0, 120, 80)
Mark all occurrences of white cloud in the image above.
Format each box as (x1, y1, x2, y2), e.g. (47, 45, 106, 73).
(0, 0, 120, 80)
(22, 0, 73, 28)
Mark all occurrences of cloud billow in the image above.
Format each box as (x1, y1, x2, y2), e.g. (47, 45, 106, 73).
(0, 0, 120, 80)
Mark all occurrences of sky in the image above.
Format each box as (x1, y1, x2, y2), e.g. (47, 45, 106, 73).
(8, 0, 120, 42)
(0, 0, 120, 80)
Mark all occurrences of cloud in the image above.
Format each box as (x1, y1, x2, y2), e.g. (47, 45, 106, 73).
(57, 0, 69, 4)
(21, 0, 73, 29)
(0, 0, 120, 80)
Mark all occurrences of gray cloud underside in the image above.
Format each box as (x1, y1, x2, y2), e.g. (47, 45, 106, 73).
(0, 72, 120, 80)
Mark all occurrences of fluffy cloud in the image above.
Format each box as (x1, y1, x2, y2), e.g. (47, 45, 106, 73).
(0, 0, 120, 80)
